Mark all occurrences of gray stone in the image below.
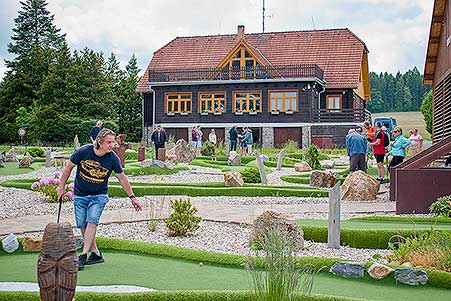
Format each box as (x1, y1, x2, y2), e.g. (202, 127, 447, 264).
(152, 160, 165, 168)
(320, 160, 335, 169)
(250, 211, 304, 251)
(166, 139, 196, 163)
(164, 161, 174, 169)
(227, 151, 241, 166)
(329, 262, 364, 278)
(395, 268, 428, 286)
(5, 148, 18, 162)
(74, 236, 84, 250)
(310, 170, 337, 188)
(294, 161, 312, 172)
(0, 151, 5, 168)
(18, 156, 33, 168)
(74, 135, 80, 150)
(2, 233, 19, 253)
(141, 159, 154, 168)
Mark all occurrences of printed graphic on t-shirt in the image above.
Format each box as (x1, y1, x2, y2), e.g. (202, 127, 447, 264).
(79, 160, 109, 184)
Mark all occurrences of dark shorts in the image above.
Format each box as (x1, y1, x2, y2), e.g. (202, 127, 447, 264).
(389, 156, 405, 168)
(375, 154, 385, 163)
(350, 153, 366, 172)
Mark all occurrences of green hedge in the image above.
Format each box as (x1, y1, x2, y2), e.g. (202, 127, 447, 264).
(1, 179, 329, 198)
(349, 216, 451, 224)
(0, 291, 365, 301)
(281, 175, 345, 185)
(122, 166, 188, 176)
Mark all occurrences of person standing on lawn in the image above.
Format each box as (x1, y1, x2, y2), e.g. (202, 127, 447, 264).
(57, 128, 142, 271)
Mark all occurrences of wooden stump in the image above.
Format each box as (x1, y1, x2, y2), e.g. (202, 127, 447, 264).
(157, 148, 166, 161)
(38, 222, 78, 301)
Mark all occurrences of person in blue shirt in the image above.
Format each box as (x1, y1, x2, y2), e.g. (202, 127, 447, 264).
(388, 126, 411, 168)
(89, 121, 102, 143)
(57, 128, 142, 271)
(345, 127, 368, 172)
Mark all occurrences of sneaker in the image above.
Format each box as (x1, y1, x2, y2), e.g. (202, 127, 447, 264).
(85, 251, 104, 265)
(379, 178, 386, 184)
(78, 253, 87, 271)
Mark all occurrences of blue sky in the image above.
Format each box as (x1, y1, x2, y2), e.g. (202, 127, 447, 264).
(0, 0, 433, 80)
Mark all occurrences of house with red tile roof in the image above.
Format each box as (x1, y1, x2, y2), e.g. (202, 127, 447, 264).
(138, 25, 371, 148)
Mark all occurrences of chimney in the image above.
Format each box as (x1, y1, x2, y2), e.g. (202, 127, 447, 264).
(237, 25, 245, 39)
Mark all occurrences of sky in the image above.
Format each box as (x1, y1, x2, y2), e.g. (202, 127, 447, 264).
(0, 0, 434, 80)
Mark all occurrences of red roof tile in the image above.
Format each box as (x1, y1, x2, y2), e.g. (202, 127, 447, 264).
(137, 28, 367, 92)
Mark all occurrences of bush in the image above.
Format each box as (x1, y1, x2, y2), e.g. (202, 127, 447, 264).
(282, 140, 299, 153)
(240, 167, 261, 183)
(26, 147, 45, 157)
(429, 195, 451, 217)
(165, 199, 202, 236)
(124, 150, 138, 161)
(31, 171, 74, 202)
(200, 141, 215, 156)
(304, 145, 321, 170)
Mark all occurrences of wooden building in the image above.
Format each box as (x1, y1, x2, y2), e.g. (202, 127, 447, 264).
(391, 0, 451, 214)
(138, 26, 371, 148)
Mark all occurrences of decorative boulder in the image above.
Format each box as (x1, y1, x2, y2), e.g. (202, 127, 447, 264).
(0, 151, 5, 168)
(320, 160, 335, 169)
(152, 159, 165, 168)
(166, 139, 196, 163)
(23, 236, 43, 252)
(224, 172, 244, 187)
(164, 161, 174, 169)
(227, 151, 241, 166)
(341, 170, 380, 201)
(333, 156, 349, 166)
(309, 170, 337, 188)
(19, 155, 33, 168)
(367, 263, 394, 280)
(294, 162, 312, 172)
(2, 233, 19, 253)
(329, 262, 364, 278)
(5, 148, 18, 162)
(395, 268, 428, 286)
(141, 159, 154, 168)
(38, 222, 78, 301)
(250, 211, 304, 251)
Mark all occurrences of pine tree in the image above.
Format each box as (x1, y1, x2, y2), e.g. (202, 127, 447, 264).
(421, 91, 432, 134)
(7, 0, 65, 68)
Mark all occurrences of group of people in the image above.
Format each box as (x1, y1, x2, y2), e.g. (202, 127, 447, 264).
(228, 125, 254, 156)
(346, 121, 423, 184)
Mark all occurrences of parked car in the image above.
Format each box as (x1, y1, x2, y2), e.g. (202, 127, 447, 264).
(373, 117, 397, 141)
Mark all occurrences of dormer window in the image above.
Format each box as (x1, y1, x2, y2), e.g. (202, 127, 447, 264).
(219, 45, 263, 79)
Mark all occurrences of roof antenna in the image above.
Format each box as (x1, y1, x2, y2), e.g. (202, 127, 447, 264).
(311, 16, 316, 30)
(262, 0, 266, 33)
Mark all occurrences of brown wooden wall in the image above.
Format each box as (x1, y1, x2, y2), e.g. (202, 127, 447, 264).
(273, 128, 302, 147)
(434, 0, 451, 84)
(165, 128, 188, 142)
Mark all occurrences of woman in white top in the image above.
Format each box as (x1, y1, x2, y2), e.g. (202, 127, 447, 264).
(208, 129, 217, 145)
(408, 128, 423, 156)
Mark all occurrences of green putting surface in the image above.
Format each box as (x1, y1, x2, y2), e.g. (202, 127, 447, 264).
(0, 162, 44, 176)
(1, 250, 450, 300)
(297, 219, 451, 231)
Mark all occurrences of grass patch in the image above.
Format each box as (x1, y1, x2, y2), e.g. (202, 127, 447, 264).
(122, 164, 188, 176)
(0, 162, 45, 176)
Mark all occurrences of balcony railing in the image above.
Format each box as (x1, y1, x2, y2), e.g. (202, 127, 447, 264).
(312, 108, 371, 123)
(148, 64, 324, 83)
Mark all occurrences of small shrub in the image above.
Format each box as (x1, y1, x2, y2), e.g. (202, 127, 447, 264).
(27, 147, 45, 157)
(282, 140, 299, 153)
(240, 167, 261, 183)
(31, 171, 74, 202)
(165, 199, 202, 236)
(124, 150, 138, 161)
(201, 141, 216, 156)
(304, 145, 321, 170)
(430, 195, 451, 217)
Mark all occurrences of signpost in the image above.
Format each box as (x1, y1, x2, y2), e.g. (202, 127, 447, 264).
(18, 128, 26, 145)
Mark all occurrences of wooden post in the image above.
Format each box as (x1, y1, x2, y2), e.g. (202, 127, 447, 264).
(276, 150, 287, 171)
(256, 155, 268, 185)
(45, 149, 51, 168)
(328, 182, 341, 249)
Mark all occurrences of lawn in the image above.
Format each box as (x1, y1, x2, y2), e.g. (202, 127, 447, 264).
(372, 111, 430, 141)
(0, 162, 45, 176)
(1, 250, 450, 301)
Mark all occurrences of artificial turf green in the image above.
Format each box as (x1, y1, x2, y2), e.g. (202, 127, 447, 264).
(0, 162, 44, 176)
(1, 251, 450, 301)
(296, 219, 451, 231)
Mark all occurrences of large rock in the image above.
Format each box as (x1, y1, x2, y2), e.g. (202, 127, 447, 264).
(367, 263, 394, 280)
(320, 160, 335, 169)
(250, 211, 304, 251)
(294, 161, 312, 172)
(19, 155, 33, 168)
(22, 236, 43, 252)
(5, 148, 18, 162)
(310, 170, 337, 188)
(0, 151, 5, 168)
(333, 156, 349, 166)
(166, 139, 196, 163)
(224, 172, 244, 187)
(329, 262, 364, 278)
(141, 159, 154, 168)
(395, 268, 428, 286)
(341, 170, 380, 201)
(227, 151, 241, 166)
(2, 233, 19, 253)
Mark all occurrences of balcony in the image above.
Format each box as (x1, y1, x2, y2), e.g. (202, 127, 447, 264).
(148, 64, 324, 83)
(312, 109, 371, 123)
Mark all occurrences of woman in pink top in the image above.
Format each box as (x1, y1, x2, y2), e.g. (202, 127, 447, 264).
(409, 128, 423, 156)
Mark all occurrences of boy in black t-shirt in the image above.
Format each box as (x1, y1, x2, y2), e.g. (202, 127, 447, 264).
(57, 128, 142, 271)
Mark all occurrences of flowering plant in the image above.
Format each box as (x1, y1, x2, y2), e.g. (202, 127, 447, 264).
(31, 171, 74, 202)
(166, 154, 177, 162)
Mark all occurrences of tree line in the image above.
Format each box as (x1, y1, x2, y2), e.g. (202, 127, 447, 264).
(0, 0, 142, 145)
(368, 68, 431, 113)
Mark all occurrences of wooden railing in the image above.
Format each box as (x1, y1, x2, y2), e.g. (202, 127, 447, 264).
(148, 64, 324, 83)
(312, 108, 371, 123)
